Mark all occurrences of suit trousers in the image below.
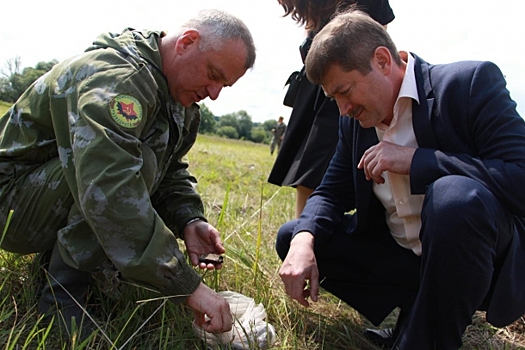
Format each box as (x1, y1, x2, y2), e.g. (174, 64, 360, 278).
(276, 175, 515, 349)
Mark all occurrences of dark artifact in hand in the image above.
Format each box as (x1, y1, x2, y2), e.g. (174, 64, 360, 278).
(199, 253, 224, 265)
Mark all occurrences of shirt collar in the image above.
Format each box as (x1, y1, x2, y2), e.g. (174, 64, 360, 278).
(397, 51, 419, 105)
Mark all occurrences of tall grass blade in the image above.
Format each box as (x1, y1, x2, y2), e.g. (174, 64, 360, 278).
(0, 209, 14, 247)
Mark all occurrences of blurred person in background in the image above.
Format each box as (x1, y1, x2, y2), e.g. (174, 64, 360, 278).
(270, 116, 287, 155)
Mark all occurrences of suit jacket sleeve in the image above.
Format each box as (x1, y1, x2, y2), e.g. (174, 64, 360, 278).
(411, 61, 525, 217)
(293, 116, 357, 245)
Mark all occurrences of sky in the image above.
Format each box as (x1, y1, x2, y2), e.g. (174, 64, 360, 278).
(1, 0, 524, 123)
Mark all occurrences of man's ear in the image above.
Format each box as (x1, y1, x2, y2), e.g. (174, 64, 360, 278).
(374, 46, 392, 75)
(175, 29, 200, 53)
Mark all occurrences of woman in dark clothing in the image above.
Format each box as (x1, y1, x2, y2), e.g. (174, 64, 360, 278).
(268, 0, 395, 218)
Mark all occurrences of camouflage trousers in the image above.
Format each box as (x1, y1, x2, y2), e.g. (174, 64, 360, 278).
(0, 157, 73, 254)
(0, 146, 157, 269)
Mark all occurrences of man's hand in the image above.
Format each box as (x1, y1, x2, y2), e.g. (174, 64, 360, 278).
(279, 231, 319, 307)
(186, 283, 232, 333)
(184, 220, 225, 270)
(357, 140, 416, 184)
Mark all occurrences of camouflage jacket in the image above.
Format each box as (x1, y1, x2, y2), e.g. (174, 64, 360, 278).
(0, 29, 205, 301)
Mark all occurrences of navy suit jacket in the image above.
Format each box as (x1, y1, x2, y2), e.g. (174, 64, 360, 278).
(294, 54, 525, 327)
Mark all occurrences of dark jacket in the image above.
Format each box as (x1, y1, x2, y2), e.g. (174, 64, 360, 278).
(294, 54, 525, 326)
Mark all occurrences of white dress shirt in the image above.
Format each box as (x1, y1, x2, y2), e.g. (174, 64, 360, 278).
(373, 52, 425, 256)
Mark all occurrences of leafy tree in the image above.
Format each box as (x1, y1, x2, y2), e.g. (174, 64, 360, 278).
(263, 119, 278, 132)
(0, 57, 57, 102)
(235, 110, 253, 140)
(35, 61, 57, 72)
(217, 125, 238, 139)
(218, 110, 253, 140)
(0, 57, 22, 102)
(218, 113, 238, 128)
(251, 126, 269, 143)
(0, 76, 10, 102)
(198, 103, 217, 134)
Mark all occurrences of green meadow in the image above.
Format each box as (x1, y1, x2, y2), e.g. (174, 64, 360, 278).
(0, 101, 10, 116)
(0, 120, 524, 348)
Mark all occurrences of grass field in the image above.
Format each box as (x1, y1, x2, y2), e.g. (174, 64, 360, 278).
(0, 132, 525, 349)
(0, 101, 11, 116)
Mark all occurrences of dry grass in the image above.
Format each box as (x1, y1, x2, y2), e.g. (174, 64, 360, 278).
(0, 133, 524, 349)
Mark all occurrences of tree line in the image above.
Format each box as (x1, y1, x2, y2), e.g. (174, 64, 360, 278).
(0, 58, 280, 145)
(0, 57, 58, 103)
(199, 104, 279, 144)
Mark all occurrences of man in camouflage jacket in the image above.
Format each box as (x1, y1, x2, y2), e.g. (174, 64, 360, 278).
(0, 9, 256, 337)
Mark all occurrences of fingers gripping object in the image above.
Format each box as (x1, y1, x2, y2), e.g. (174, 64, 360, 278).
(193, 291, 277, 349)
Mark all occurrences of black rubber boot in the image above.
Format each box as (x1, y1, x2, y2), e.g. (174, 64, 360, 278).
(37, 243, 95, 341)
(30, 250, 53, 300)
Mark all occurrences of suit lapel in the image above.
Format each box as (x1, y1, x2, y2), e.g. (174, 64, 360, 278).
(412, 54, 439, 149)
(354, 124, 377, 216)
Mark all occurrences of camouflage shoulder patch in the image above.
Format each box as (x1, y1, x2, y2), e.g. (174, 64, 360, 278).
(109, 94, 143, 129)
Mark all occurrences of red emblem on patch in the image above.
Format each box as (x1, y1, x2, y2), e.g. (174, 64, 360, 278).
(118, 102, 138, 121)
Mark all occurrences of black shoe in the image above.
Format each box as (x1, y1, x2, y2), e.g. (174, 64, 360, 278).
(364, 309, 407, 348)
(364, 327, 396, 348)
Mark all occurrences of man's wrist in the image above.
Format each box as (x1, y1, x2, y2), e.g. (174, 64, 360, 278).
(291, 231, 314, 247)
(185, 217, 203, 227)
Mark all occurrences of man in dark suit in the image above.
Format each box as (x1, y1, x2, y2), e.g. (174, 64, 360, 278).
(275, 9, 525, 349)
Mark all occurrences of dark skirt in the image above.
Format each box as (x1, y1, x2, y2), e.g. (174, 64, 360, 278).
(267, 0, 394, 190)
(268, 74, 340, 190)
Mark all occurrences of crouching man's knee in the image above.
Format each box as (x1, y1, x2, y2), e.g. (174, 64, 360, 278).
(421, 175, 512, 249)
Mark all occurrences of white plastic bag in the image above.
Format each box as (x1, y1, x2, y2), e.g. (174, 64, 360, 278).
(193, 291, 277, 349)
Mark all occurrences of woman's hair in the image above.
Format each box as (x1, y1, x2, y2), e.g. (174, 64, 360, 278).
(277, 0, 357, 32)
(179, 9, 256, 69)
